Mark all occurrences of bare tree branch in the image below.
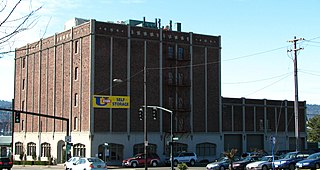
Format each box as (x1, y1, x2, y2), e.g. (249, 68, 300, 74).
(0, 0, 42, 58)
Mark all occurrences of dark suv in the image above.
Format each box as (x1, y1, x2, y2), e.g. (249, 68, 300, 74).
(0, 157, 13, 170)
(122, 153, 160, 167)
(273, 151, 310, 170)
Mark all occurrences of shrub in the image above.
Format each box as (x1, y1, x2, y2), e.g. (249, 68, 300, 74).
(177, 162, 188, 170)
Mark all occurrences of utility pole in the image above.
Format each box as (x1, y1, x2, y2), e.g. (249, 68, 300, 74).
(287, 36, 304, 151)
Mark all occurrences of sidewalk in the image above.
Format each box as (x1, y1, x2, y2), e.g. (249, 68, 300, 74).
(13, 164, 121, 169)
(13, 164, 64, 169)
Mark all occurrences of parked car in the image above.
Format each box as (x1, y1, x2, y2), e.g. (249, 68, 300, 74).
(64, 156, 81, 170)
(273, 151, 309, 170)
(296, 152, 320, 170)
(0, 157, 13, 170)
(122, 153, 160, 167)
(230, 156, 260, 170)
(166, 152, 198, 166)
(71, 157, 107, 170)
(246, 155, 279, 170)
(206, 156, 240, 170)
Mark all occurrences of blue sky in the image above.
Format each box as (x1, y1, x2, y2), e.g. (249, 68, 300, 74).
(1, 0, 320, 104)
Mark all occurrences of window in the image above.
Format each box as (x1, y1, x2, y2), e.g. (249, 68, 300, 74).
(168, 46, 174, 58)
(75, 67, 78, 80)
(27, 142, 36, 156)
(168, 72, 173, 84)
(178, 97, 183, 108)
(196, 143, 216, 157)
(178, 73, 183, 85)
(108, 143, 124, 161)
(259, 119, 264, 131)
(74, 117, 78, 130)
(41, 142, 51, 157)
(166, 142, 187, 156)
(133, 143, 157, 155)
(169, 96, 174, 108)
(15, 142, 23, 155)
(22, 57, 26, 68)
(74, 40, 79, 53)
(74, 93, 78, 107)
(73, 143, 86, 157)
(22, 79, 25, 90)
(178, 47, 184, 60)
(21, 100, 25, 111)
(21, 120, 24, 131)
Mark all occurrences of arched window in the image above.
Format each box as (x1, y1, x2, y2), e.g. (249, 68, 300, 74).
(98, 143, 124, 161)
(41, 142, 51, 157)
(133, 143, 157, 155)
(73, 143, 86, 157)
(15, 142, 23, 155)
(27, 142, 36, 156)
(166, 142, 188, 156)
(196, 142, 216, 157)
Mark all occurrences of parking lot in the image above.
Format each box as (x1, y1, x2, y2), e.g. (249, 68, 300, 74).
(12, 164, 206, 170)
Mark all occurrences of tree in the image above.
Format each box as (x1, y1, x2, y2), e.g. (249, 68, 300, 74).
(307, 115, 320, 142)
(0, 0, 42, 57)
(224, 148, 238, 170)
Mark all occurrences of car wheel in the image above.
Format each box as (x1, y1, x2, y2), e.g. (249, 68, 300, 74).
(220, 166, 225, 170)
(262, 165, 268, 170)
(151, 161, 158, 167)
(132, 162, 138, 168)
(289, 164, 295, 170)
(173, 160, 179, 166)
(316, 163, 320, 169)
(189, 159, 195, 166)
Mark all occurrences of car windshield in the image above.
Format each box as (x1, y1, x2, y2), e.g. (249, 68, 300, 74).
(307, 153, 320, 159)
(135, 154, 144, 158)
(217, 157, 228, 162)
(242, 157, 254, 161)
(88, 158, 103, 163)
(283, 152, 297, 159)
(260, 156, 271, 161)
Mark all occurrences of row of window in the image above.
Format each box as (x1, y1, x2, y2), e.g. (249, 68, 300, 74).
(15, 142, 51, 157)
(15, 142, 85, 158)
(15, 141, 216, 161)
(168, 46, 185, 60)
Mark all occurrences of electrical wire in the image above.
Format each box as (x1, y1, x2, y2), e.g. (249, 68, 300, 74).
(223, 72, 292, 84)
(244, 73, 292, 97)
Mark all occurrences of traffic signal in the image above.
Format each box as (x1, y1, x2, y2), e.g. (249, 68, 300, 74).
(138, 108, 143, 120)
(152, 107, 157, 120)
(15, 112, 20, 123)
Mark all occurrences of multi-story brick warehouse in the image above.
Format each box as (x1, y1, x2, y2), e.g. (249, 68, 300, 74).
(13, 18, 307, 164)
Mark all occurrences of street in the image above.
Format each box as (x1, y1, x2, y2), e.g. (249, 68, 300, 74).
(12, 164, 206, 170)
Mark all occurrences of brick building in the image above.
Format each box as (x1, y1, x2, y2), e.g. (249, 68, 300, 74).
(13, 18, 306, 164)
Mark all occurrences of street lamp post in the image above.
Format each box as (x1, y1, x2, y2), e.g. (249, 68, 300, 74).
(143, 66, 148, 170)
(170, 110, 173, 170)
(145, 106, 173, 170)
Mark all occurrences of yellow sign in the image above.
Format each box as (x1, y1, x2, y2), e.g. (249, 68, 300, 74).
(93, 95, 130, 108)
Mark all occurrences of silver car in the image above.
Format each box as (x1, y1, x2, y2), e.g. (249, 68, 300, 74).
(246, 155, 279, 170)
(71, 157, 107, 170)
(64, 156, 81, 170)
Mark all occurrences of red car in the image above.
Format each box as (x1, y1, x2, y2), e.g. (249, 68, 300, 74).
(122, 153, 160, 167)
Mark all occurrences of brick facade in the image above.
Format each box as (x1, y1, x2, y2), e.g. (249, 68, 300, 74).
(13, 19, 306, 164)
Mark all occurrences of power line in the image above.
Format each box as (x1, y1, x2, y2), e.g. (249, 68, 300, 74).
(244, 73, 291, 97)
(223, 72, 292, 84)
